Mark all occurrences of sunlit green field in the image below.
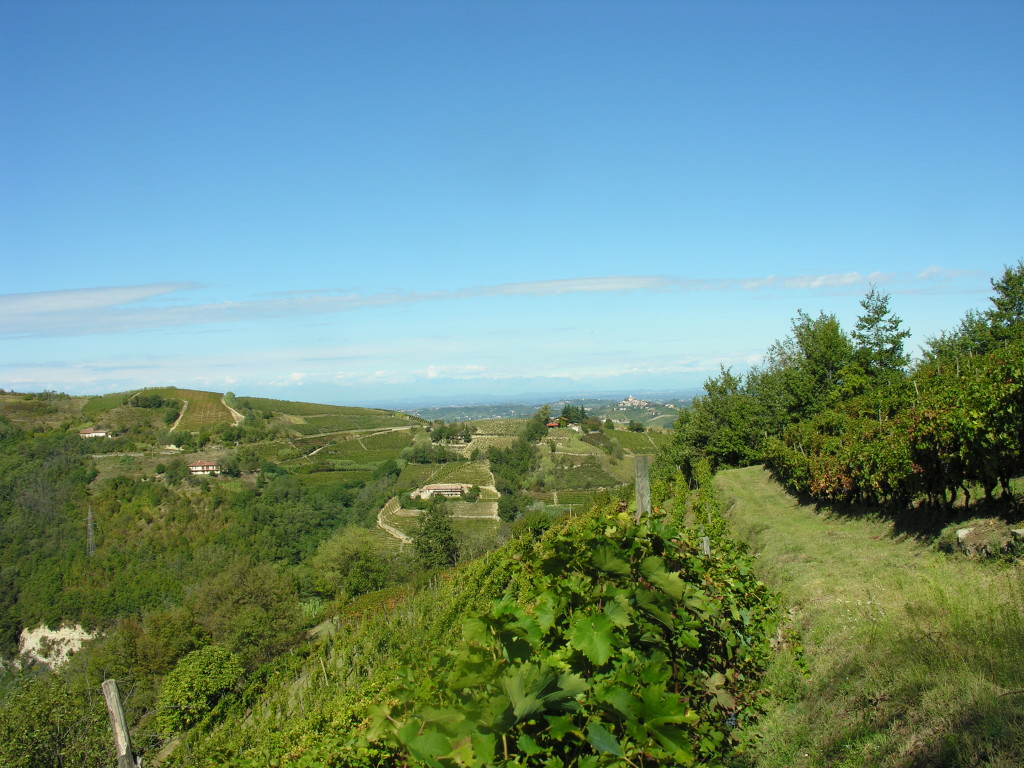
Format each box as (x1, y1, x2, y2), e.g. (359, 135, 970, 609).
(717, 465, 1024, 768)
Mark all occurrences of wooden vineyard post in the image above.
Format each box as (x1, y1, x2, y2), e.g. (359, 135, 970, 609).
(633, 455, 651, 522)
(102, 679, 138, 768)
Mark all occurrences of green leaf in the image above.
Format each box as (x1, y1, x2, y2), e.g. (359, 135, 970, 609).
(603, 593, 633, 629)
(715, 690, 737, 709)
(586, 721, 624, 756)
(532, 592, 559, 634)
(406, 730, 453, 766)
(566, 612, 615, 666)
(518, 733, 544, 755)
(419, 705, 466, 729)
(590, 544, 631, 576)
(635, 588, 674, 627)
(602, 686, 638, 719)
(545, 713, 578, 739)
(553, 671, 590, 701)
(640, 556, 685, 599)
(470, 731, 497, 764)
(462, 616, 490, 645)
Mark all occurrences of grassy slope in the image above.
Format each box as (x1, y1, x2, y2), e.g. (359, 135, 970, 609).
(716, 465, 1024, 768)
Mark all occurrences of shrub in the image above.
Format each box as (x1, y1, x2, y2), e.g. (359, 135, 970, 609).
(157, 645, 244, 734)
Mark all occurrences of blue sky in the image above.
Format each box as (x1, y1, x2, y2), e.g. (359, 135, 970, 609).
(2, 1, 1021, 407)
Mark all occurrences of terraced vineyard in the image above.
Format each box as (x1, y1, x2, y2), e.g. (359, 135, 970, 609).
(461, 434, 517, 453)
(377, 496, 502, 554)
(611, 428, 670, 453)
(428, 460, 494, 486)
(290, 413, 412, 434)
(238, 398, 400, 417)
(464, 418, 526, 435)
(170, 389, 235, 431)
(315, 429, 414, 465)
(80, 391, 132, 420)
(240, 397, 417, 435)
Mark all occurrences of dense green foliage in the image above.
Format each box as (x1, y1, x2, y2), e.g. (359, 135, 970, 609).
(0, 672, 110, 768)
(488, 410, 549, 521)
(413, 497, 460, 568)
(367, 492, 775, 767)
(664, 263, 1024, 518)
(560, 404, 588, 424)
(430, 422, 478, 444)
(157, 645, 245, 733)
(148, 471, 774, 767)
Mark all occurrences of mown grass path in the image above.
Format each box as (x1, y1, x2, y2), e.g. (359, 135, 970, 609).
(717, 465, 1024, 768)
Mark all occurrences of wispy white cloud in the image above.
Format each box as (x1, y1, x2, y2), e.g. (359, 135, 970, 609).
(0, 282, 197, 316)
(0, 267, 984, 340)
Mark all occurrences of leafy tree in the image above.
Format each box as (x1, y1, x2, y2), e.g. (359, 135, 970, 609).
(667, 367, 763, 478)
(497, 492, 531, 523)
(627, 420, 645, 432)
(560, 404, 587, 424)
(751, 310, 853, 429)
(188, 561, 300, 669)
(926, 261, 1024, 362)
(308, 526, 405, 598)
(510, 509, 555, 538)
(0, 673, 109, 768)
(163, 456, 190, 484)
(986, 259, 1024, 347)
(156, 645, 244, 733)
(523, 410, 550, 443)
(136, 605, 205, 676)
(413, 496, 459, 568)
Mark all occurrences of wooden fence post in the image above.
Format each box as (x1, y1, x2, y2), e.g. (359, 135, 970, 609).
(633, 455, 651, 522)
(102, 679, 137, 768)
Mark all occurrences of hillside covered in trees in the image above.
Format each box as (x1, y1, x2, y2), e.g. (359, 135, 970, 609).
(0, 384, 676, 766)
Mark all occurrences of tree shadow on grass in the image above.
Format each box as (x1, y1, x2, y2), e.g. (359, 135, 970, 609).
(765, 466, 1023, 545)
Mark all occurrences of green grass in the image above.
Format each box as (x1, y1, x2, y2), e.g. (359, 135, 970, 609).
(549, 431, 605, 455)
(717, 465, 1024, 768)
